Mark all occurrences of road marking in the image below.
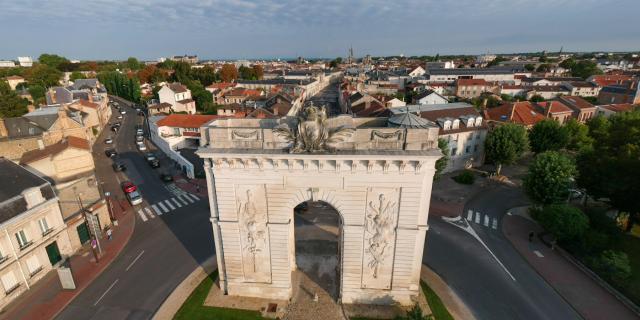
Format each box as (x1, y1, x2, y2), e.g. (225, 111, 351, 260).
(506, 211, 512, 216)
(137, 209, 148, 222)
(145, 207, 155, 219)
(177, 196, 189, 205)
(164, 200, 175, 210)
(151, 204, 163, 216)
(492, 218, 498, 229)
(533, 250, 544, 258)
(157, 202, 169, 213)
(180, 195, 193, 204)
(467, 210, 473, 220)
(188, 194, 200, 201)
(484, 215, 490, 227)
(126, 250, 145, 271)
(475, 212, 481, 224)
(171, 197, 182, 208)
(94, 279, 119, 306)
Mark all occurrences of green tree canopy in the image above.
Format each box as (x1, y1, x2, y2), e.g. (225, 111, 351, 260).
(97, 71, 141, 102)
(25, 64, 62, 88)
(529, 94, 544, 103)
(38, 53, 70, 70)
(239, 65, 257, 80)
(524, 64, 536, 71)
(126, 57, 142, 70)
(571, 60, 602, 79)
(70, 71, 86, 81)
(564, 119, 593, 152)
(524, 151, 576, 204)
(529, 119, 569, 153)
(27, 85, 46, 105)
(434, 138, 449, 180)
(484, 123, 529, 174)
(0, 81, 30, 117)
(537, 204, 589, 242)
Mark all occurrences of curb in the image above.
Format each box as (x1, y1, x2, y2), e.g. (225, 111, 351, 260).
(153, 256, 217, 320)
(420, 265, 476, 320)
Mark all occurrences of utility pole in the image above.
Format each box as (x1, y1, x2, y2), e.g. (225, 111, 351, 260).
(77, 194, 100, 263)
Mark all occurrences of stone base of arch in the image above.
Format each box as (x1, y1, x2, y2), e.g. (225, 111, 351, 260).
(202, 153, 437, 306)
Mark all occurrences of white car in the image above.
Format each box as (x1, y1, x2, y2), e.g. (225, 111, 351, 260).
(135, 135, 144, 142)
(136, 129, 144, 136)
(120, 110, 126, 114)
(137, 142, 147, 151)
(117, 115, 123, 119)
(127, 190, 143, 206)
(104, 137, 113, 144)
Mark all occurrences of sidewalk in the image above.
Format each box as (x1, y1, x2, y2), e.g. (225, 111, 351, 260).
(173, 175, 208, 199)
(503, 214, 638, 320)
(0, 199, 135, 320)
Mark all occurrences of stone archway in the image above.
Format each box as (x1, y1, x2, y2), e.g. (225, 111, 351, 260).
(198, 108, 441, 306)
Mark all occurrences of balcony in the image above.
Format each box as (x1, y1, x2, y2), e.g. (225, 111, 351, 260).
(29, 266, 43, 277)
(41, 228, 54, 237)
(4, 283, 20, 295)
(19, 241, 33, 251)
(0, 255, 8, 265)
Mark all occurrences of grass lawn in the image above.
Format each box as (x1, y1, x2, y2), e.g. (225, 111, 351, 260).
(174, 271, 265, 320)
(614, 235, 640, 306)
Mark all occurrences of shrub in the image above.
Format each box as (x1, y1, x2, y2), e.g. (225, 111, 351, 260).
(589, 250, 632, 286)
(536, 204, 589, 242)
(452, 171, 475, 185)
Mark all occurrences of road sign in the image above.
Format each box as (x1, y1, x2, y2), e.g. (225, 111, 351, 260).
(86, 214, 102, 239)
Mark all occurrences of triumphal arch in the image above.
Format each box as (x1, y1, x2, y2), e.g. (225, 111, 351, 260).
(197, 106, 441, 305)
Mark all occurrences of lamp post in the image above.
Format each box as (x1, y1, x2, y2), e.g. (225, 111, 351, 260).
(77, 193, 99, 263)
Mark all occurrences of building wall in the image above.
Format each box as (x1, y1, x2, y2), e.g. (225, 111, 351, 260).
(0, 137, 45, 162)
(417, 93, 448, 105)
(25, 148, 94, 182)
(442, 129, 486, 172)
(203, 154, 437, 305)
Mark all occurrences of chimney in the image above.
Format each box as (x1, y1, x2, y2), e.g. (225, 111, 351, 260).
(0, 118, 8, 138)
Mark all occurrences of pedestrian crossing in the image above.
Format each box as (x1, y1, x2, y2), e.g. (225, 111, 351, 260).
(137, 193, 200, 222)
(466, 209, 499, 230)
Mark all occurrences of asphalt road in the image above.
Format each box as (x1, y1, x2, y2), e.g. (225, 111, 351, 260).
(57, 98, 214, 319)
(423, 185, 581, 320)
(306, 83, 341, 115)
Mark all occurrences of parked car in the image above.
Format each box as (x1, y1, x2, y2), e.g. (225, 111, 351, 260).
(112, 162, 126, 172)
(135, 135, 144, 142)
(126, 190, 143, 206)
(121, 181, 137, 193)
(144, 152, 157, 161)
(111, 126, 119, 133)
(136, 129, 144, 136)
(148, 159, 160, 168)
(136, 142, 147, 151)
(120, 110, 126, 114)
(117, 115, 123, 120)
(104, 137, 113, 144)
(105, 149, 117, 157)
(160, 173, 173, 182)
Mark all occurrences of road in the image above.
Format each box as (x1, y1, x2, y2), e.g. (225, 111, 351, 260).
(423, 185, 581, 320)
(57, 98, 214, 319)
(306, 83, 341, 116)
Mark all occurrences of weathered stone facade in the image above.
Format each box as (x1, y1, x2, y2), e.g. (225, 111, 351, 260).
(197, 109, 441, 305)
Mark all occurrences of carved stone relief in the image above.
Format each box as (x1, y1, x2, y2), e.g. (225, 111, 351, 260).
(371, 130, 403, 141)
(232, 129, 260, 140)
(361, 187, 399, 290)
(235, 184, 271, 283)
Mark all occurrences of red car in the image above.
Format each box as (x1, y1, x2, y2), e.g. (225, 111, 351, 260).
(121, 181, 137, 193)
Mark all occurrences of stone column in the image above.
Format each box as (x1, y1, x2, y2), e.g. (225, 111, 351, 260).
(204, 159, 227, 293)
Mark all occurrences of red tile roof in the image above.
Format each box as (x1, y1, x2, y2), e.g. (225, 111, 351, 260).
(20, 136, 91, 164)
(485, 102, 545, 126)
(206, 82, 237, 90)
(589, 75, 632, 87)
(457, 79, 488, 86)
(76, 99, 99, 109)
(559, 96, 596, 110)
(537, 101, 573, 114)
(599, 103, 635, 113)
(156, 114, 218, 128)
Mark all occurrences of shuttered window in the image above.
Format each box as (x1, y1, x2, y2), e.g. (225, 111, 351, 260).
(27, 255, 41, 275)
(1, 271, 18, 293)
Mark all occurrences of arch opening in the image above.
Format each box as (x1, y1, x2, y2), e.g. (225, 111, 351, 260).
(291, 200, 343, 306)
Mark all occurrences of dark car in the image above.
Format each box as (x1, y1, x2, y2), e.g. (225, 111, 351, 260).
(160, 173, 173, 182)
(112, 162, 126, 172)
(148, 159, 160, 168)
(105, 149, 118, 157)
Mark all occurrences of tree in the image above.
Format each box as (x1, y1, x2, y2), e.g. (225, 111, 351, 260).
(192, 66, 218, 86)
(0, 81, 29, 117)
(529, 119, 569, 153)
(500, 94, 514, 102)
(434, 138, 449, 180)
(219, 64, 238, 83)
(536, 204, 588, 242)
(484, 123, 529, 175)
(564, 119, 593, 152)
(28, 85, 46, 105)
(577, 111, 640, 230)
(172, 61, 192, 84)
(25, 64, 62, 88)
(239, 65, 256, 80)
(487, 56, 507, 67)
(536, 64, 551, 72)
(394, 305, 432, 320)
(252, 65, 264, 80)
(38, 53, 70, 70)
(97, 71, 141, 102)
(571, 60, 602, 79)
(524, 64, 536, 72)
(559, 58, 576, 70)
(126, 57, 142, 70)
(529, 94, 544, 103)
(70, 71, 86, 81)
(589, 250, 632, 285)
(524, 151, 576, 204)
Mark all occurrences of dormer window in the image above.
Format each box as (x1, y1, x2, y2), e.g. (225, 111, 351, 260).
(466, 117, 475, 128)
(452, 119, 460, 129)
(475, 117, 483, 126)
(443, 120, 452, 130)
(23, 187, 45, 209)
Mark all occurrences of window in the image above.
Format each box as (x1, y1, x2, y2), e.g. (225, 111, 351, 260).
(38, 218, 51, 235)
(465, 146, 471, 154)
(26, 255, 42, 276)
(1, 272, 18, 294)
(474, 145, 479, 152)
(467, 133, 473, 141)
(451, 148, 457, 156)
(16, 230, 30, 249)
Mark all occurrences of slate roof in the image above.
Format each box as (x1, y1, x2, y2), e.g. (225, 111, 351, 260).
(388, 112, 435, 129)
(69, 79, 99, 90)
(558, 96, 596, 110)
(168, 83, 188, 93)
(0, 158, 56, 224)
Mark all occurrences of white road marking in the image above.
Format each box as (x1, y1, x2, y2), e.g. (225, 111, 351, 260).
(484, 215, 490, 227)
(137, 209, 148, 222)
(157, 202, 169, 213)
(126, 250, 145, 271)
(506, 211, 512, 216)
(467, 210, 473, 221)
(151, 204, 162, 216)
(492, 218, 498, 229)
(164, 200, 175, 210)
(94, 279, 119, 306)
(182, 194, 195, 203)
(177, 196, 189, 205)
(171, 197, 182, 208)
(533, 250, 544, 258)
(145, 207, 155, 219)
(188, 194, 200, 201)
(475, 212, 481, 224)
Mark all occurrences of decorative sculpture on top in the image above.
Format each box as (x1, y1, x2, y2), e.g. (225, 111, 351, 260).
(273, 104, 355, 153)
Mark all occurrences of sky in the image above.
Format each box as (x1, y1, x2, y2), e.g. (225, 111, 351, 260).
(1, 0, 639, 61)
